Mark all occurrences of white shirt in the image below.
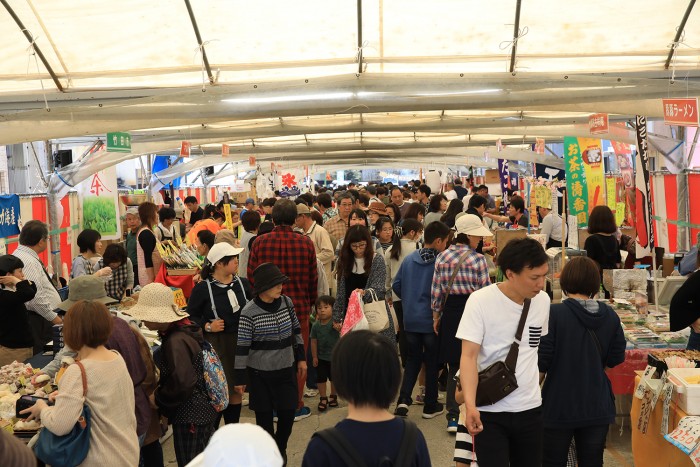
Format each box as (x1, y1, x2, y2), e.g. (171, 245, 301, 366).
(456, 283, 550, 413)
(444, 189, 458, 201)
(539, 212, 566, 245)
(13, 245, 61, 322)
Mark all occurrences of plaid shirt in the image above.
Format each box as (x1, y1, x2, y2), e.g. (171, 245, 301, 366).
(323, 215, 348, 244)
(431, 244, 490, 313)
(97, 258, 134, 301)
(247, 225, 318, 320)
(321, 208, 337, 225)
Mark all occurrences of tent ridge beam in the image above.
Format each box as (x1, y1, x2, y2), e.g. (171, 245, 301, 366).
(509, 0, 523, 74)
(0, 0, 64, 92)
(184, 0, 215, 85)
(665, 0, 696, 70)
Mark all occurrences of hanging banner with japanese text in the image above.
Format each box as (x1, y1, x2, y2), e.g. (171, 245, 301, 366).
(578, 137, 606, 210)
(77, 165, 121, 241)
(606, 177, 617, 210)
(276, 168, 303, 198)
(564, 136, 589, 226)
(635, 115, 654, 257)
(497, 159, 510, 213)
(0, 194, 21, 238)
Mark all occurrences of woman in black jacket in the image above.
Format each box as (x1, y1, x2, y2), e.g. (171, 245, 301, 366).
(188, 242, 253, 425)
(670, 253, 700, 350)
(0, 255, 37, 366)
(538, 257, 626, 467)
(583, 206, 621, 298)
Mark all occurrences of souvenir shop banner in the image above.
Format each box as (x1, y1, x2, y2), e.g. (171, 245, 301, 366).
(0, 194, 20, 238)
(276, 168, 303, 198)
(498, 159, 510, 211)
(77, 165, 121, 240)
(635, 116, 654, 258)
(564, 137, 605, 226)
(578, 137, 606, 208)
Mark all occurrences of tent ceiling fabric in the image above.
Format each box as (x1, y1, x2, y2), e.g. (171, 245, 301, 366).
(1, 0, 699, 170)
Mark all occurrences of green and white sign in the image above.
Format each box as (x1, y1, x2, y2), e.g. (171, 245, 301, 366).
(106, 132, 132, 153)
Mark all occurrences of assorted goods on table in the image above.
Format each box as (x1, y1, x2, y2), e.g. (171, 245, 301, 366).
(0, 361, 54, 437)
(157, 240, 202, 275)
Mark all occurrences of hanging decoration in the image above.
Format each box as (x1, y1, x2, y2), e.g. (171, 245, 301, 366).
(635, 116, 654, 258)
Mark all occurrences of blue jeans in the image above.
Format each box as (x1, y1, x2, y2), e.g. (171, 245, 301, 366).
(688, 329, 700, 351)
(399, 331, 439, 406)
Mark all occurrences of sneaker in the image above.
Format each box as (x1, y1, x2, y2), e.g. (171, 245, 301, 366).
(304, 388, 319, 397)
(242, 395, 249, 406)
(394, 403, 409, 418)
(414, 386, 426, 405)
(422, 402, 445, 419)
(447, 418, 459, 433)
(294, 406, 312, 422)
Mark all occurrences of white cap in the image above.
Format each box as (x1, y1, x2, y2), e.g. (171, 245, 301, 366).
(186, 424, 284, 467)
(207, 242, 244, 265)
(455, 214, 493, 237)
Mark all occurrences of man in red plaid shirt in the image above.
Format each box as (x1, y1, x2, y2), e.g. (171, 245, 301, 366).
(248, 199, 318, 420)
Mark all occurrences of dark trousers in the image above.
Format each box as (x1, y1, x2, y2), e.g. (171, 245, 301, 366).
(215, 403, 242, 426)
(306, 329, 317, 389)
(256, 409, 295, 459)
(393, 301, 409, 367)
(399, 331, 438, 406)
(27, 312, 52, 355)
(172, 422, 216, 467)
(446, 363, 459, 421)
(140, 440, 164, 467)
(543, 424, 609, 467)
(474, 407, 543, 467)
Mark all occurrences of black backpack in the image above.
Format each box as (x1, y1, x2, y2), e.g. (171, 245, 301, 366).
(312, 418, 418, 467)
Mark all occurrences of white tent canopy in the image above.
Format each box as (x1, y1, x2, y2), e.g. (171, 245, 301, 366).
(2, 0, 699, 173)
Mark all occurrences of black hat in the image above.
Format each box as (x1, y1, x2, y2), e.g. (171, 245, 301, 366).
(252, 263, 289, 295)
(0, 255, 23, 276)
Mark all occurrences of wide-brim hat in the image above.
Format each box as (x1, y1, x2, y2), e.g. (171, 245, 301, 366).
(59, 275, 117, 311)
(368, 202, 387, 215)
(455, 214, 493, 237)
(124, 283, 189, 323)
(252, 263, 289, 295)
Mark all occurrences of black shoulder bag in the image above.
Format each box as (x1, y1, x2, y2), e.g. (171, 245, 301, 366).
(475, 298, 531, 407)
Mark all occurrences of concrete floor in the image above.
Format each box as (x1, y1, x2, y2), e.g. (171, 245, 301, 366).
(162, 394, 635, 466)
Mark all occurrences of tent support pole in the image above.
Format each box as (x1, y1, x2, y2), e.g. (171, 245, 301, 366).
(45, 140, 63, 282)
(509, 0, 523, 73)
(0, 0, 64, 92)
(664, 0, 697, 70)
(356, 0, 364, 74)
(183, 0, 215, 84)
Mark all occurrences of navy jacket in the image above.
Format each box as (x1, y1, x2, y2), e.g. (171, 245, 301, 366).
(538, 299, 626, 429)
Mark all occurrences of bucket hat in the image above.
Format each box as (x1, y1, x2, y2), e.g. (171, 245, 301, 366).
(59, 275, 117, 311)
(368, 202, 388, 215)
(455, 214, 493, 238)
(123, 283, 189, 323)
(252, 263, 288, 295)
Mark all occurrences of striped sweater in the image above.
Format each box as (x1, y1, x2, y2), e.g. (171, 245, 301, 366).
(234, 295, 305, 385)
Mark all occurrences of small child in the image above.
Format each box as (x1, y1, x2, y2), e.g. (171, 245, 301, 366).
(0, 255, 37, 367)
(311, 295, 340, 412)
(234, 263, 305, 465)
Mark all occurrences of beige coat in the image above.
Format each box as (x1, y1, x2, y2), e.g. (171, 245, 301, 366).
(304, 222, 334, 284)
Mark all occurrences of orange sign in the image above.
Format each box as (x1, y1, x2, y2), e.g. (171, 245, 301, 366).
(221, 144, 229, 157)
(535, 138, 545, 155)
(179, 141, 191, 157)
(249, 156, 256, 167)
(589, 113, 609, 135)
(662, 98, 699, 126)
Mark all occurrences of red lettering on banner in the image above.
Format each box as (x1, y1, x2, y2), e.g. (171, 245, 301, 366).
(589, 113, 609, 135)
(662, 98, 699, 126)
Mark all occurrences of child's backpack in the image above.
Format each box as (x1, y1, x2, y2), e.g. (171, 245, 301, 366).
(201, 341, 229, 412)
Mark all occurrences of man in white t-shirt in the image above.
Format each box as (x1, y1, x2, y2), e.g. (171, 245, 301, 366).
(456, 237, 550, 467)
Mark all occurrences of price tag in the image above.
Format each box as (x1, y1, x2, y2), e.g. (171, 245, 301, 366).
(0, 241, 6, 255)
(690, 442, 700, 467)
(665, 416, 700, 454)
(171, 288, 187, 309)
(651, 375, 667, 409)
(635, 365, 656, 399)
(661, 381, 675, 435)
(638, 387, 654, 434)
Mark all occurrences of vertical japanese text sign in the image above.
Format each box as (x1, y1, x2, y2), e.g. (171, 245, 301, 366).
(564, 137, 589, 227)
(0, 194, 21, 238)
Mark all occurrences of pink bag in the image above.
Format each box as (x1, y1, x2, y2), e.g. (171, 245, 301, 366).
(340, 290, 369, 336)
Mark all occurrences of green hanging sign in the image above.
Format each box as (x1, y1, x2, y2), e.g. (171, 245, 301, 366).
(106, 132, 132, 153)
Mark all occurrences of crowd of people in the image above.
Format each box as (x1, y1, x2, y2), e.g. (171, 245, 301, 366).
(0, 176, 651, 467)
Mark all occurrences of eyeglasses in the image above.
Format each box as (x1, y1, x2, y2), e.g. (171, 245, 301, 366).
(350, 242, 367, 250)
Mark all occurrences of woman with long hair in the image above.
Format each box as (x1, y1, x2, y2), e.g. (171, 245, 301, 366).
(136, 202, 163, 286)
(333, 226, 395, 343)
(424, 194, 448, 226)
(440, 199, 465, 229)
(403, 203, 425, 224)
(584, 205, 621, 297)
(334, 209, 381, 258)
(385, 203, 403, 238)
(374, 217, 395, 253)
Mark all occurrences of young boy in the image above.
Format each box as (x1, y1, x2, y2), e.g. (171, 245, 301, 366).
(234, 263, 306, 465)
(311, 295, 340, 412)
(0, 255, 37, 366)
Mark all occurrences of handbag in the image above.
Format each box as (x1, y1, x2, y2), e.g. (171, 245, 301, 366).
(362, 289, 390, 332)
(475, 298, 531, 407)
(340, 290, 369, 335)
(34, 361, 92, 467)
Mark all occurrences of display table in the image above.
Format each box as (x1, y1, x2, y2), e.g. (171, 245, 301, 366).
(607, 349, 655, 395)
(631, 375, 693, 466)
(155, 264, 195, 298)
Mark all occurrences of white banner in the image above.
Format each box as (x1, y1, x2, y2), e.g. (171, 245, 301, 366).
(77, 165, 121, 241)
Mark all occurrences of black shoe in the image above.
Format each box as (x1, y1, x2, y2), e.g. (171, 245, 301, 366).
(422, 402, 445, 419)
(394, 403, 409, 417)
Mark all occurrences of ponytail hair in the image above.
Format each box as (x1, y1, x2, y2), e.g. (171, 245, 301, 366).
(390, 219, 423, 261)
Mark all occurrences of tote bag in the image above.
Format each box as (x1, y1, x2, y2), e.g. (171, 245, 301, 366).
(362, 289, 390, 332)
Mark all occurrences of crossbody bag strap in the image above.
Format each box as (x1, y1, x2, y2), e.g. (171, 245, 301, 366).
(313, 428, 368, 467)
(394, 418, 419, 467)
(235, 276, 248, 302)
(206, 280, 219, 320)
(587, 328, 605, 367)
(504, 298, 531, 371)
(74, 360, 88, 397)
(440, 252, 471, 313)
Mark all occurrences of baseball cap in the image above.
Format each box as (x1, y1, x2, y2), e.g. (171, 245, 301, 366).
(245, 198, 255, 205)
